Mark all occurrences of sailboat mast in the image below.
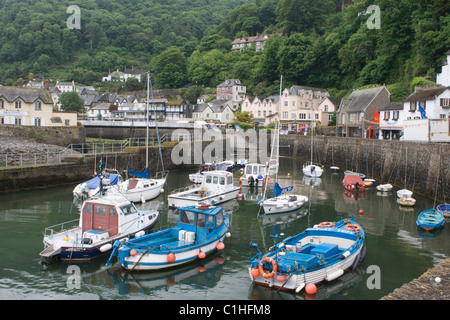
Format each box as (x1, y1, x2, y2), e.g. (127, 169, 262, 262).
(146, 73, 150, 169)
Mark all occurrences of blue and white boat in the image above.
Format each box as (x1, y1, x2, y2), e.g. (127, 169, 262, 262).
(106, 203, 231, 271)
(436, 203, 450, 219)
(40, 195, 159, 263)
(249, 215, 366, 292)
(416, 209, 445, 231)
(73, 170, 122, 200)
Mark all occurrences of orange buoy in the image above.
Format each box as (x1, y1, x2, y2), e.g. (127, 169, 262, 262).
(216, 242, 225, 250)
(167, 253, 176, 263)
(251, 267, 260, 278)
(305, 283, 317, 295)
(359, 209, 364, 215)
(276, 274, 286, 282)
(130, 249, 137, 256)
(198, 251, 206, 259)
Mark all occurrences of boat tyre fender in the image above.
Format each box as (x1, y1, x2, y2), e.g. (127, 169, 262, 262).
(259, 257, 277, 279)
(318, 222, 335, 228)
(351, 253, 360, 271)
(344, 224, 361, 232)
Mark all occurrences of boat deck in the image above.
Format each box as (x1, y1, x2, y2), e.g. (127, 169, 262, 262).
(273, 243, 345, 272)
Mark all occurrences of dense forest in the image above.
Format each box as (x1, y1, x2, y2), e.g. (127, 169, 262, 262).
(0, 0, 449, 100)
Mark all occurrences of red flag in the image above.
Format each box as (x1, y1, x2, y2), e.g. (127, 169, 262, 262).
(373, 108, 379, 123)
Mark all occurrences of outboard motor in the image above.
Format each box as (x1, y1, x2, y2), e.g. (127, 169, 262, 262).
(248, 175, 255, 187)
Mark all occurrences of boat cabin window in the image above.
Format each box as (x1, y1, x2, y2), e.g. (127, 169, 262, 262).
(245, 166, 252, 174)
(197, 213, 206, 228)
(95, 206, 106, 216)
(180, 210, 195, 226)
(253, 166, 258, 175)
(213, 176, 218, 184)
(227, 175, 233, 185)
(216, 211, 224, 228)
(84, 204, 93, 214)
(219, 177, 225, 185)
(110, 208, 117, 217)
(120, 204, 138, 215)
(205, 176, 212, 184)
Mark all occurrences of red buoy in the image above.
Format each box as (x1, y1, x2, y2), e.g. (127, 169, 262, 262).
(167, 253, 176, 263)
(216, 242, 225, 250)
(305, 283, 317, 295)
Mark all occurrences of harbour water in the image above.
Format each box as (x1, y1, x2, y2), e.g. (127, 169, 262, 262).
(0, 157, 448, 300)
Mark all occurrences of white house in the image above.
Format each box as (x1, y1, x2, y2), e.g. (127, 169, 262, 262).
(102, 69, 147, 82)
(401, 86, 450, 142)
(192, 100, 235, 123)
(379, 102, 405, 140)
(436, 50, 450, 87)
(56, 81, 75, 93)
(242, 95, 279, 125)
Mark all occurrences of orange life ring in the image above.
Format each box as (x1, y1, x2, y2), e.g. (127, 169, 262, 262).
(197, 202, 211, 210)
(318, 221, 335, 228)
(259, 257, 277, 279)
(344, 223, 361, 232)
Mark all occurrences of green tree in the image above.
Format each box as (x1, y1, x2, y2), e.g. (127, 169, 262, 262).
(59, 91, 85, 113)
(151, 46, 188, 88)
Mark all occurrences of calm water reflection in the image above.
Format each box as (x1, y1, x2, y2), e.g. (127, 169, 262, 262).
(0, 157, 448, 300)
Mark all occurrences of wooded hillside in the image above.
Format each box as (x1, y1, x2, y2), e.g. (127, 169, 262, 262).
(0, 0, 448, 99)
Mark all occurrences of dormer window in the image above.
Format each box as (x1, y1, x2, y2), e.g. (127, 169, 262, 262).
(15, 100, 22, 109)
(35, 101, 42, 110)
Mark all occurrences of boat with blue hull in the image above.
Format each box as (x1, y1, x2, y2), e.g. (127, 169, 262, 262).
(437, 203, 450, 219)
(106, 204, 231, 271)
(39, 195, 159, 263)
(249, 215, 366, 292)
(416, 209, 445, 231)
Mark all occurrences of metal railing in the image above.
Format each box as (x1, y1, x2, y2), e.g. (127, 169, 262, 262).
(0, 134, 167, 168)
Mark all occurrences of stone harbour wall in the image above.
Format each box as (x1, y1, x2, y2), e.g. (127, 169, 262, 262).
(279, 135, 450, 202)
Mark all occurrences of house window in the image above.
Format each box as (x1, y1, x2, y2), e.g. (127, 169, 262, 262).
(15, 117, 22, 125)
(305, 102, 309, 108)
(0, 99, 4, 109)
(439, 114, 447, 119)
(328, 114, 333, 122)
(65, 119, 70, 126)
(440, 98, 450, 107)
(299, 113, 306, 119)
(315, 113, 319, 120)
(349, 113, 356, 122)
(392, 111, 399, 120)
(292, 101, 295, 107)
(282, 112, 288, 119)
(409, 102, 417, 111)
(15, 100, 22, 109)
(324, 105, 328, 112)
(284, 101, 288, 106)
(34, 118, 41, 126)
(419, 101, 426, 109)
(384, 111, 390, 120)
(291, 113, 296, 120)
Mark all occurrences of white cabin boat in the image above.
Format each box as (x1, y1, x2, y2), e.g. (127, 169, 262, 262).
(40, 195, 159, 263)
(168, 170, 240, 208)
(239, 163, 268, 187)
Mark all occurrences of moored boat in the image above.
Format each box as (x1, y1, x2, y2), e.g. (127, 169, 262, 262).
(397, 189, 413, 198)
(436, 203, 450, 218)
(168, 170, 240, 208)
(39, 195, 159, 263)
(416, 209, 445, 231)
(259, 183, 308, 215)
(248, 215, 366, 292)
(106, 204, 231, 271)
(397, 196, 416, 207)
(239, 163, 268, 187)
(342, 174, 365, 192)
(376, 183, 393, 192)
